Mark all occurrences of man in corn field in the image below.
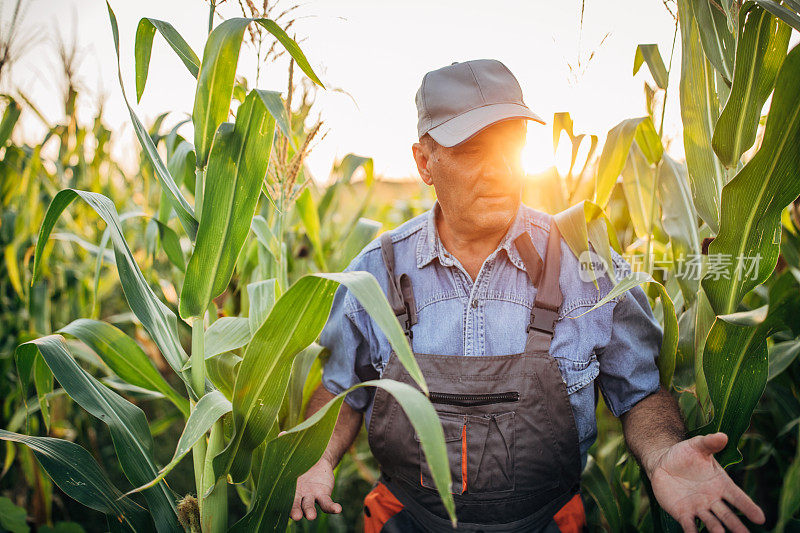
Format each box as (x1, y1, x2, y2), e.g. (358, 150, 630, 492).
(290, 59, 766, 532)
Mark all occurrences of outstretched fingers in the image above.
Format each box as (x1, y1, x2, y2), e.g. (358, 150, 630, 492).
(318, 493, 342, 514)
(301, 495, 318, 520)
(697, 509, 725, 533)
(710, 499, 749, 533)
(290, 493, 304, 521)
(294, 492, 340, 521)
(677, 514, 699, 533)
(725, 482, 766, 525)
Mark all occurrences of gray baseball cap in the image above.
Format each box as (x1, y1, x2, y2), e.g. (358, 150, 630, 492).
(415, 59, 545, 148)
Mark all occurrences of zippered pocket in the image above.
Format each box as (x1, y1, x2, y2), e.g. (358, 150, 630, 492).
(428, 391, 520, 407)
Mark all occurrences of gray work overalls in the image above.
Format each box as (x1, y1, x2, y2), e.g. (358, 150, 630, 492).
(357, 221, 585, 532)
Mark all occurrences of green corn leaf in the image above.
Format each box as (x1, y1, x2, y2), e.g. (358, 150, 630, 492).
(693, 289, 715, 417)
(777, 424, 800, 532)
(702, 43, 800, 316)
(153, 218, 185, 272)
(0, 430, 150, 532)
(691, 0, 736, 83)
(253, 18, 324, 88)
(30, 352, 53, 432)
(251, 215, 282, 260)
(712, 2, 791, 167)
(106, 2, 197, 239)
(166, 141, 196, 192)
(4, 239, 24, 300)
(164, 118, 192, 158)
(247, 279, 278, 335)
(16, 336, 181, 532)
(633, 44, 669, 89)
(254, 89, 294, 146)
(582, 457, 622, 533)
(0, 497, 27, 533)
(573, 271, 678, 389)
(32, 189, 190, 383)
(204, 317, 251, 359)
(214, 271, 424, 483)
(767, 338, 800, 381)
(656, 154, 702, 304)
(93, 213, 184, 318)
(678, 0, 726, 234)
(57, 319, 189, 417)
(594, 117, 662, 209)
(296, 187, 327, 270)
(148, 111, 171, 140)
(212, 275, 339, 482)
(192, 18, 322, 168)
(206, 352, 241, 401)
(144, 214, 186, 273)
(122, 391, 231, 496)
(552, 111, 575, 151)
(180, 90, 276, 319)
(694, 270, 800, 466)
(278, 343, 326, 429)
(231, 379, 455, 532)
(191, 19, 246, 169)
(753, 0, 800, 32)
(135, 18, 200, 102)
(336, 154, 374, 186)
(554, 200, 620, 290)
(0, 97, 21, 147)
(317, 183, 339, 223)
(620, 141, 657, 240)
(336, 217, 382, 271)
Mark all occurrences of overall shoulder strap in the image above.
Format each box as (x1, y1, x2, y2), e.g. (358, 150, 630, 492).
(524, 219, 564, 354)
(353, 233, 418, 383)
(379, 233, 418, 339)
(514, 232, 543, 288)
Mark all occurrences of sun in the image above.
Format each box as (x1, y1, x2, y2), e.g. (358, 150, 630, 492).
(522, 125, 584, 177)
(521, 124, 571, 176)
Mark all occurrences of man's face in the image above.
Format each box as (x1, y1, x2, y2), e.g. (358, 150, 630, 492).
(413, 119, 527, 234)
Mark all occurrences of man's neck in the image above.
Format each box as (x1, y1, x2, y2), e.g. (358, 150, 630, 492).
(435, 204, 516, 280)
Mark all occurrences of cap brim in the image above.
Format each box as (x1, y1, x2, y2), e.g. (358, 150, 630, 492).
(426, 102, 546, 148)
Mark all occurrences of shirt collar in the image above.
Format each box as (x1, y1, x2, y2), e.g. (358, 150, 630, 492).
(416, 200, 533, 272)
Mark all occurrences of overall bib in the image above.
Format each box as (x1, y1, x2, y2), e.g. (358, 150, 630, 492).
(359, 222, 587, 532)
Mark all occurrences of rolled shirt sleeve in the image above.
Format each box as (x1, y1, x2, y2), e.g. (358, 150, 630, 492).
(319, 271, 374, 413)
(595, 251, 663, 418)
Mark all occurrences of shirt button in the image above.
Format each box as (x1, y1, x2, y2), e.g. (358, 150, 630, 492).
(471, 299, 479, 308)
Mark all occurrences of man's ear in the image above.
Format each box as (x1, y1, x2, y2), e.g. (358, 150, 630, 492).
(412, 142, 433, 185)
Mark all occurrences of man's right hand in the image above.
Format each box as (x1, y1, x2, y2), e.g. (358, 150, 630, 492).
(288, 384, 363, 521)
(290, 454, 343, 521)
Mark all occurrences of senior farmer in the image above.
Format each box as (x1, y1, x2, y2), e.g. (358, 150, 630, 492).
(290, 59, 766, 532)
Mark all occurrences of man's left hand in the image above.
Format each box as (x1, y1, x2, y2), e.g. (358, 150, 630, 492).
(646, 431, 766, 533)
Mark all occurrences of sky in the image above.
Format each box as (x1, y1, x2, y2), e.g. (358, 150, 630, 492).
(6, 0, 798, 184)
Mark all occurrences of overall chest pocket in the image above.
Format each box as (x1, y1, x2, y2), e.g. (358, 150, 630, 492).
(414, 412, 467, 495)
(414, 393, 518, 495)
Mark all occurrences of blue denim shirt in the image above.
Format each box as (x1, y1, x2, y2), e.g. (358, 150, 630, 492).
(319, 201, 663, 472)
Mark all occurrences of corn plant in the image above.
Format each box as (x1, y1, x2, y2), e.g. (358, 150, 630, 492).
(551, 1, 800, 530)
(1, 24, 162, 522)
(4, 3, 458, 532)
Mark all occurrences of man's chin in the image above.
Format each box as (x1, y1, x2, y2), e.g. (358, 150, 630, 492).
(471, 199, 518, 230)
